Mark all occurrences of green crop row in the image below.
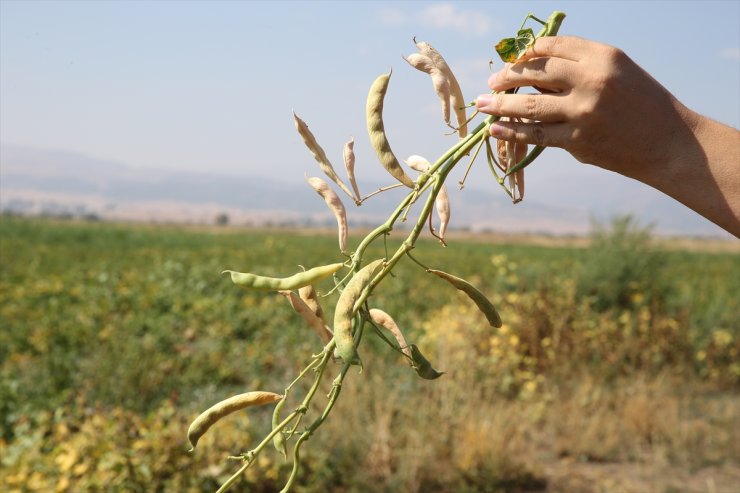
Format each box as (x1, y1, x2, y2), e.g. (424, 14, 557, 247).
(1, 216, 737, 492)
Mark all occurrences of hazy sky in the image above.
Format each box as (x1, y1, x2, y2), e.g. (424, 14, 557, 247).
(2, 0, 739, 187)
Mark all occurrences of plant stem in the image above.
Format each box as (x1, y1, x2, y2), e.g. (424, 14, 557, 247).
(215, 347, 335, 493)
(359, 183, 405, 204)
(279, 363, 352, 493)
(219, 12, 569, 493)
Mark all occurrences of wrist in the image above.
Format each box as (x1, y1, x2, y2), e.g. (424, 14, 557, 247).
(624, 98, 702, 187)
(635, 101, 740, 236)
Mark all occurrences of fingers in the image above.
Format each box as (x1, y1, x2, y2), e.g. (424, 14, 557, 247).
(519, 35, 592, 62)
(487, 36, 600, 92)
(489, 57, 578, 92)
(489, 119, 572, 149)
(475, 92, 571, 123)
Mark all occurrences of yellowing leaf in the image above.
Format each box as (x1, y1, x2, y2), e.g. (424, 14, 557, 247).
(495, 28, 535, 63)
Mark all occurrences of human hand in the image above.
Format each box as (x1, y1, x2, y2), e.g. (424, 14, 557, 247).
(475, 36, 740, 237)
(475, 36, 697, 179)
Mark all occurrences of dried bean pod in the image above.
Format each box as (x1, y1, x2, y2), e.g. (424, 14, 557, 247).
(403, 154, 450, 241)
(306, 176, 349, 254)
(369, 308, 411, 358)
(427, 269, 502, 328)
(279, 290, 333, 344)
(409, 344, 444, 380)
(333, 259, 385, 365)
(223, 262, 343, 291)
(366, 71, 415, 188)
(435, 183, 450, 241)
(293, 112, 355, 199)
(343, 137, 361, 202)
(187, 391, 283, 451)
(404, 154, 431, 173)
(298, 284, 326, 322)
(404, 53, 451, 124)
(497, 126, 527, 202)
(415, 40, 467, 138)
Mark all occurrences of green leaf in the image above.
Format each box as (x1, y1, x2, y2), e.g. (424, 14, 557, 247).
(495, 28, 536, 63)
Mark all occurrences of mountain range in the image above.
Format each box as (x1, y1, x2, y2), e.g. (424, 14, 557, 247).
(0, 144, 730, 238)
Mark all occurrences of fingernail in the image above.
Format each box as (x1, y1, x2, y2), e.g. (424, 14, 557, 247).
(476, 94, 492, 108)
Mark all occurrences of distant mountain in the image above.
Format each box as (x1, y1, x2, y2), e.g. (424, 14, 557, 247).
(0, 144, 730, 237)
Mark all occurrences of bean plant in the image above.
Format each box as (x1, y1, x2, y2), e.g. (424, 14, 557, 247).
(189, 11, 566, 493)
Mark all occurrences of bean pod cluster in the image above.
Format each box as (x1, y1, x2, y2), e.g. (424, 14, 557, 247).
(189, 10, 567, 493)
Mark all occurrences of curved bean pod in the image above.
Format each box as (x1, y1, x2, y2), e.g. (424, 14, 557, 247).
(293, 112, 355, 200)
(414, 40, 467, 138)
(366, 71, 415, 188)
(343, 137, 361, 202)
(409, 344, 444, 380)
(427, 269, 502, 328)
(223, 262, 344, 291)
(369, 308, 412, 358)
(404, 53, 451, 125)
(333, 259, 385, 365)
(497, 122, 527, 203)
(435, 183, 450, 242)
(271, 394, 288, 461)
(404, 155, 450, 242)
(187, 391, 283, 451)
(279, 290, 333, 344)
(306, 176, 349, 254)
(404, 154, 431, 173)
(298, 284, 326, 322)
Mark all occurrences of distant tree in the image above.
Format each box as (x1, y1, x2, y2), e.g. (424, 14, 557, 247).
(215, 213, 229, 226)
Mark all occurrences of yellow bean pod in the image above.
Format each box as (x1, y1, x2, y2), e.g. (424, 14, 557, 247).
(223, 262, 344, 291)
(187, 391, 283, 451)
(306, 176, 349, 254)
(279, 290, 333, 344)
(293, 112, 355, 199)
(333, 259, 385, 365)
(415, 40, 467, 138)
(427, 269, 502, 328)
(366, 71, 415, 188)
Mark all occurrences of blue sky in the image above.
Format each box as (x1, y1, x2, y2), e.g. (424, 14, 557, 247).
(1, 1, 739, 220)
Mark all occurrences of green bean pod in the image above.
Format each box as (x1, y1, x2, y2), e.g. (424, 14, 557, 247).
(427, 269, 502, 328)
(187, 391, 283, 451)
(366, 71, 415, 188)
(409, 344, 444, 380)
(333, 259, 385, 365)
(223, 262, 344, 291)
(271, 395, 288, 461)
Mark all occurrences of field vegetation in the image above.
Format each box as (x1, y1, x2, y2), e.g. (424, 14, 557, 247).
(1, 216, 738, 492)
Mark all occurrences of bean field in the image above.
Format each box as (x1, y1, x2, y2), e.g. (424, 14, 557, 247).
(1, 217, 738, 492)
